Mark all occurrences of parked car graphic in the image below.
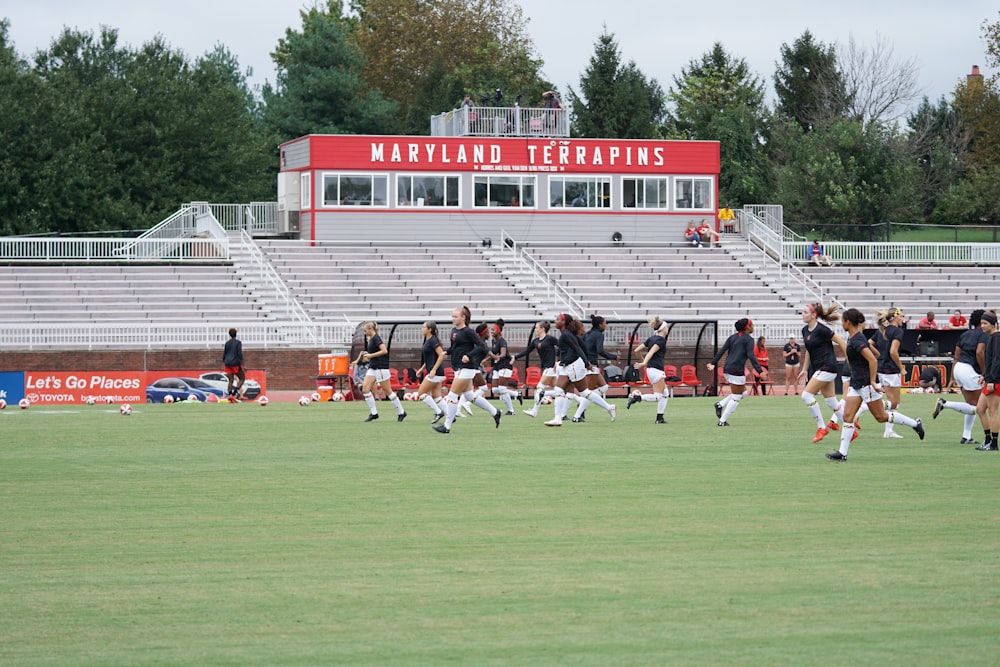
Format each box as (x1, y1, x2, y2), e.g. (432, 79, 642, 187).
(197, 372, 261, 399)
(146, 377, 228, 403)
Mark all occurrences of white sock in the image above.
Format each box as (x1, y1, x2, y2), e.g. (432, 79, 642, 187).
(888, 410, 917, 428)
(802, 391, 824, 427)
(721, 393, 743, 421)
(363, 392, 377, 414)
(963, 413, 977, 439)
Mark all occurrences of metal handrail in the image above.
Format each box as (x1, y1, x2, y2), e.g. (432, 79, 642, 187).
(431, 105, 570, 137)
(498, 230, 585, 317)
(0, 236, 228, 262)
(238, 230, 317, 338)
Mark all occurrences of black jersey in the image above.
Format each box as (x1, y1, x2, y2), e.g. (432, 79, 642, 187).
(712, 331, 762, 376)
(846, 331, 875, 390)
(491, 335, 512, 370)
(984, 331, 1000, 383)
(802, 323, 838, 375)
(557, 328, 587, 366)
(515, 334, 558, 369)
(449, 326, 487, 370)
(366, 333, 388, 370)
(874, 325, 903, 375)
(421, 334, 443, 374)
(783, 342, 800, 366)
(956, 328, 989, 372)
(582, 328, 616, 365)
(640, 334, 666, 370)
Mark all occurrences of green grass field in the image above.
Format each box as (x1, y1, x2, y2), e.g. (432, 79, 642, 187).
(3, 395, 999, 666)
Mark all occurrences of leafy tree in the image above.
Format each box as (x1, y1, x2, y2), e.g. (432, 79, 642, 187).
(352, 0, 547, 134)
(906, 96, 968, 218)
(666, 43, 771, 205)
(567, 30, 665, 139)
(930, 165, 1000, 225)
(773, 30, 847, 131)
(263, 1, 398, 139)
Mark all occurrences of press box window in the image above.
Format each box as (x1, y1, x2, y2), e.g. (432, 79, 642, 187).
(674, 177, 713, 210)
(622, 178, 668, 209)
(549, 176, 611, 208)
(397, 175, 460, 207)
(322, 174, 388, 207)
(473, 175, 536, 207)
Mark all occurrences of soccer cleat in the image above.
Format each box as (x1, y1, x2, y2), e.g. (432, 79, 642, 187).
(432, 424, 450, 434)
(812, 427, 830, 443)
(571, 417, 584, 423)
(431, 412, 445, 424)
(825, 451, 848, 462)
(714, 402, 723, 419)
(960, 437, 980, 445)
(975, 442, 998, 451)
(493, 410, 502, 428)
(626, 394, 640, 409)
(655, 416, 666, 424)
(717, 421, 730, 427)
(544, 418, 563, 427)
(523, 408, 538, 418)
(883, 432, 904, 439)
(913, 419, 925, 440)
(517, 392, 524, 406)
(932, 398, 945, 419)
(826, 419, 840, 431)
(851, 429, 859, 442)
(463, 403, 475, 416)
(506, 410, 515, 416)
(608, 405, 617, 422)
(364, 413, 379, 422)
(397, 411, 407, 422)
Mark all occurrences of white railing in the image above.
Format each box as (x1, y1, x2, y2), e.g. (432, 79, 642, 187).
(0, 236, 228, 262)
(742, 211, 831, 308)
(783, 241, 1000, 264)
(497, 230, 586, 317)
(237, 230, 317, 339)
(431, 105, 569, 137)
(208, 202, 279, 234)
(0, 321, 354, 351)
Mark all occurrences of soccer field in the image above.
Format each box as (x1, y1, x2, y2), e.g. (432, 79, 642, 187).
(2, 395, 999, 666)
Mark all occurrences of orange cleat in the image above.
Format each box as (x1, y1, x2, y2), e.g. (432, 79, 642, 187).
(812, 427, 830, 443)
(826, 419, 840, 431)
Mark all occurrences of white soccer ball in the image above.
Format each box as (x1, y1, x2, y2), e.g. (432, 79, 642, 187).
(331, 391, 344, 402)
(311, 392, 322, 403)
(540, 395, 553, 405)
(85, 396, 96, 406)
(163, 395, 175, 404)
(187, 394, 200, 402)
(19, 398, 30, 409)
(0, 399, 6, 409)
(257, 395, 269, 406)
(631, 390, 642, 398)
(299, 395, 311, 406)
(120, 403, 133, 416)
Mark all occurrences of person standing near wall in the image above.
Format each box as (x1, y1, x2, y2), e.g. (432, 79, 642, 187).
(783, 336, 801, 395)
(223, 327, 245, 402)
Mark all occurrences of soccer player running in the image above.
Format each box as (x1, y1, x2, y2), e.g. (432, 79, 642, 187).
(544, 313, 617, 427)
(354, 320, 407, 423)
(707, 318, 768, 426)
(433, 307, 502, 434)
(933, 309, 987, 444)
(826, 308, 925, 462)
(572, 314, 619, 422)
(516, 321, 559, 418)
(222, 327, 245, 402)
(872, 307, 907, 439)
(488, 319, 518, 416)
(798, 303, 849, 443)
(627, 317, 671, 424)
(416, 320, 447, 423)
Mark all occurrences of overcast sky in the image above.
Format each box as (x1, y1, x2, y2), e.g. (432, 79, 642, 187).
(4, 1, 996, 111)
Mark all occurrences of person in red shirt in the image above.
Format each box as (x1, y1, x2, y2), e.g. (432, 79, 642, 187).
(696, 221, 721, 248)
(917, 311, 939, 329)
(949, 309, 967, 329)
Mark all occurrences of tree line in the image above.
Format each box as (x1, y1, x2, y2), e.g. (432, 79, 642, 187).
(1, 2, 998, 237)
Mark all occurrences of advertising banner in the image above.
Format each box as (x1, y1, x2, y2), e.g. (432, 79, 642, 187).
(0, 371, 26, 405)
(14, 369, 267, 405)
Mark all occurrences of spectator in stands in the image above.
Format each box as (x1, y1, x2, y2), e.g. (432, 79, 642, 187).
(974, 311, 1000, 451)
(949, 309, 967, 329)
(354, 320, 407, 423)
(434, 307, 502, 434)
(873, 307, 907, 438)
(488, 319, 518, 416)
(573, 314, 619, 422)
(223, 327, 245, 402)
(707, 318, 768, 426)
(917, 311, 939, 329)
(627, 317, 670, 424)
(718, 205, 736, 233)
(808, 240, 833, 267)
(783, 336, 801, 395)
(544, 313, 617, 427)
(416, 320, 447, 423)
(933, 309, 987, 444)
(825, 308, 925, 462)
(684, 220, 702, 247)
(697, 220, 721, 248)
(798, 302, 849, 444)
(517, 320, 559, 418)
(460, 94, 474, 110)
(754, 336, 769, 371)
(919, 366, 942, 392)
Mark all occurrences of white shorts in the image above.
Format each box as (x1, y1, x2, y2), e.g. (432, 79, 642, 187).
(645, 367, 666, 385)
(424, 374, 445, 385)
(454, 368, 479, 380)
(953, 362, 984, 391)
(724, 372, 747, 386)
(542, 367, 558, 379)
(365, 368, 391, 383)
(847, 385, 884, 403)
(877, 373, 902, 388)
(493, 368, 513, 380)
(810, 370, 837, 384)
(586, 367, 601, 377)
(558, 358, 588, 382)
